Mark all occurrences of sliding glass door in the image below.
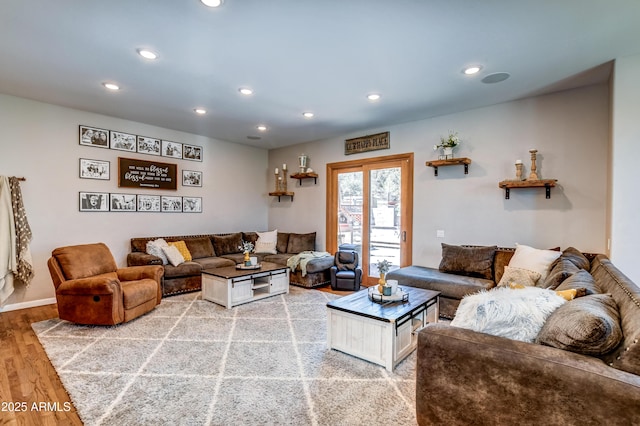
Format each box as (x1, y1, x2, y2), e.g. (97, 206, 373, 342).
(328, 153, 413, 286)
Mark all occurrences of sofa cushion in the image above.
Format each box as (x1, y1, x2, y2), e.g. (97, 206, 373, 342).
(555, 270, 600, 295)
(184, 237, 215, 259)
(493, 249, 515, 283)
(212, 233, 242, 256)
(242, 232, 259, 246)
(508, 244, 561, 282)
(192, 256, 235, 270)
(277, 232, 290, 254)
(168, 240, 192, 262)
(497, 266, 541, 287)
(163, 261, 202, 278)
(541, 258, 580, 290)
(439, 244, 497, 280)
(287, 232, 316, 253)
(452, 286, 566, 343)
(536, 294, 623, 356)
(263, 253, 290, 266)
(386, 265, 494, 300)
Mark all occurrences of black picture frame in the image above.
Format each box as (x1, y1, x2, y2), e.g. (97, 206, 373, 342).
(183, 144, 203, 161)
(79, 158, 110, 180)
(79, 125, 109, 148)
(161, 195, 182, 212)
(79, 192, 109, 211)
(182, 196, 202, 213)
(161, 140, 183, 159)
(110, 193, 137, 212)
(182, 170, 202, 187)
(137, 195, 161, 212)
(137, 136, 161, 156)
(110, 131, 137, 152)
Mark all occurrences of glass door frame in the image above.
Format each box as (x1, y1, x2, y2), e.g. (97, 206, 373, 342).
(326, 153, 414, 286)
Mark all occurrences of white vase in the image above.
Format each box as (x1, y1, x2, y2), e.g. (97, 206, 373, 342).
(442, 147, 454, 159)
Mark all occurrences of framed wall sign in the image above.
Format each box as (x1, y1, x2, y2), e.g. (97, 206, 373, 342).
(118, 157, 177, 190)
(345, 131, 390, 155)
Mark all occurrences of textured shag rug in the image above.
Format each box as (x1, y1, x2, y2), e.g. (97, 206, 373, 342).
(33, 287, 417, 425)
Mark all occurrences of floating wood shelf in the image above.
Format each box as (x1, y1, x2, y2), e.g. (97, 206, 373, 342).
(425, 157, 472, 176)
(498, 179, 558, 199)
(269, 191, 294, 202)
(290, 172, 318, 185)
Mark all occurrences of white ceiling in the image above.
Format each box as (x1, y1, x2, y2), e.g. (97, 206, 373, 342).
(1, 1, 639, 149)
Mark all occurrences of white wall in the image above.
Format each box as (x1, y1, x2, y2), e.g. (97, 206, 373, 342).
(269, 84, 610, 270)
(0, 94, 268, 310)
(611, 55, 640, 283)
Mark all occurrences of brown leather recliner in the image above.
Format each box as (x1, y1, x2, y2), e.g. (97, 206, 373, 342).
(47, 243, 163, 325)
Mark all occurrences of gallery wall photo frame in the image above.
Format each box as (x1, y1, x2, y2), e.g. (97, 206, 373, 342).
(110, 193, 137, 212)
(161, 195, 182, 212)
(79, 191, 109, 212)
(137, 136, 161, 156)
(182, 170, 202, 187)
(162, 140, 183, 159)
(137, 194, 161, 212)
(182, 196, 202, 213)
(79, 158, 110, 180)
(183, 144, 203, 161)
(79, 125, 110, 148)
(110, 131, 136, 152)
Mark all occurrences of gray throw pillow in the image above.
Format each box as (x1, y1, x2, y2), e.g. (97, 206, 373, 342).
(555, 269, 600, 295)
(438, 243, 497, 280)
(535, 294, 623, 356)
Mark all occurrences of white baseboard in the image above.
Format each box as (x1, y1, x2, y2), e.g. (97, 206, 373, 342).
(0, 297, 56, 313)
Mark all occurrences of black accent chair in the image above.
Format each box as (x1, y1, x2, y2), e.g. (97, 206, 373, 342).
(330, 251, 362, 291)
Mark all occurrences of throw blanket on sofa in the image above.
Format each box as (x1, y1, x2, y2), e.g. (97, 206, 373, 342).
(287, 251, 332, 277)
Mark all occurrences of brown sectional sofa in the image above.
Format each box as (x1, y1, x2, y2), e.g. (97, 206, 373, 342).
(127, 231, 335, 296)
(415, 253, 640, 425)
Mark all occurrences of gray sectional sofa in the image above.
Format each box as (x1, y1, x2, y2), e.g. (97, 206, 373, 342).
(127, 231, 335, 296)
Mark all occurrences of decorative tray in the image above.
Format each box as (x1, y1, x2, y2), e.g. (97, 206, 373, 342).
(368, 286, 409, 304)
(236, 263, 262, 270)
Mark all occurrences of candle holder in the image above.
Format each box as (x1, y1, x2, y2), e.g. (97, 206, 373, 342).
(298, 154, 308, 173)
(527, 149, 539, 180)
(274, 171, 280, 192)
(281, 164, 288, 192)
(515, 162, 524, 181)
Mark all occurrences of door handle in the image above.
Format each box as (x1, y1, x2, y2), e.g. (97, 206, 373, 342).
(402, 231, 406, 242)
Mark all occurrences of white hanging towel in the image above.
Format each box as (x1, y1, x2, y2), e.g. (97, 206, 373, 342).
(0, 176, 17, 306)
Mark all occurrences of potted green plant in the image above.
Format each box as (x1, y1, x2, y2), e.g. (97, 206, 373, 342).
(433, 131, 461, 159)
(376, 259, 392, 293)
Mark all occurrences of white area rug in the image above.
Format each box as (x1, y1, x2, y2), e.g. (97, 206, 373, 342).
(32, 287, 417, 425)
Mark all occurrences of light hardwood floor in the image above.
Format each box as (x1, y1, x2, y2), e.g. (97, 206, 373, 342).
(0, 285, 356, 425)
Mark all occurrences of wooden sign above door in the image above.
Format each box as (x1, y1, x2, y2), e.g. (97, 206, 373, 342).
(345, 131, 390, 155)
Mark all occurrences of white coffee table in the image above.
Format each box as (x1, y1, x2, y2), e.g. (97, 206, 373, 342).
(201, 262, 289, 309)
(326, 286, 439, 371)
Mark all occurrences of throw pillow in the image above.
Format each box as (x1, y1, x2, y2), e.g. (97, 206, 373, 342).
(255, 229, 277, 254)
(287, 232, 316, 254)
(169, 240, 192, 262)
(146, 238, 169, 265)
(184, 237, 215, 259)
(162, 245, 185, 267)
(451, 286, 566, 343)
(212, 233, 243, 256)
(560, 247, 590, 270)
(508, 282, 581, 301)
(276, 232, 290, 254)
(556, 270, 600, 295)
(438, 244, 497, 280)
(541, 258, 579, 290)
(497, 266, 542, 287)
(535, 294, 623, 356)
(508, 243, 562, 282)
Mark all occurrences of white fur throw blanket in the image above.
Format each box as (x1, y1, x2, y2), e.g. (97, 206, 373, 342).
(451, 286, 566, 342)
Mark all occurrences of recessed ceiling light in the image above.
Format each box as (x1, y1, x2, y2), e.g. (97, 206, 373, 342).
(367, 94, 381, 101)
(257, 125, 267, 132)
(239, 88, 253, 96)
(201, 0, 223, 7)
(137, 49, 157, 60)
(103, 82, 120, 91)
(194, 108, 207, 115)
(302, 112, 314, 118)
(463, 66, 482, 75)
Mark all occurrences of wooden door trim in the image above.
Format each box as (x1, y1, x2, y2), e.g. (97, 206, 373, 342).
(326, 152, 414, 274)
